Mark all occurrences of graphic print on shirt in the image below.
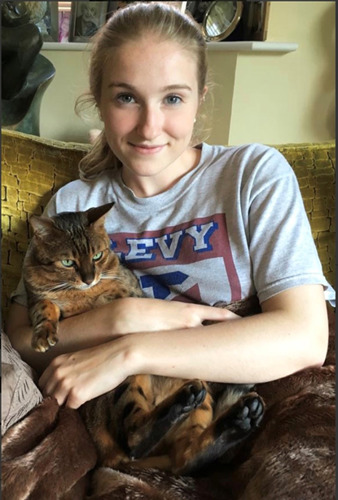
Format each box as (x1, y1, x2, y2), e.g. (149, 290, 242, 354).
(109, 214, 241, 304)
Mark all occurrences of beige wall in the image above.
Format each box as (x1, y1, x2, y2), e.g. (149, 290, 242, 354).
(39, 48, 99, 143)
(227, 1, 335, 145)
(40, 1, 335, 145)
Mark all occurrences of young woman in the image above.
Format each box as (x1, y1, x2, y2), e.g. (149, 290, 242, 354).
(6, 2, 334, 409)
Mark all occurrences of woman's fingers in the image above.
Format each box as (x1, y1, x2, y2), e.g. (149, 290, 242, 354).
(199, 304, 241, 322)
(39, 356, 71, 405)
(38, 338, 135, 409)
(37, 301, 240, 409)
(112, 298, 240, 333)
(179, 302, 240, 327)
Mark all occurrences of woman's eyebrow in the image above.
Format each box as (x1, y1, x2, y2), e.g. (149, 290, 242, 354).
(108, 82, 192, 92)
(161, 84, 193, 92)
(108, 82, 134, 89)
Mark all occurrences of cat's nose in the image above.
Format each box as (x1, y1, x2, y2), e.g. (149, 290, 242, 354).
(80, 271, 95, 285)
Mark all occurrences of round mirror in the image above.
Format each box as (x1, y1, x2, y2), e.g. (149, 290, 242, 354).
(202, 1, 243, 42)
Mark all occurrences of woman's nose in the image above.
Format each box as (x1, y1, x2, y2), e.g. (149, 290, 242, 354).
(136, 105, 163, 140)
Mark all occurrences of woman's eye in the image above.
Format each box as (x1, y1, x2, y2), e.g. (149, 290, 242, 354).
(116, 93, 135, 104)
(93, 251, 103, 261)
(165, 95, 182, 106)
(61, 259, 75, 267)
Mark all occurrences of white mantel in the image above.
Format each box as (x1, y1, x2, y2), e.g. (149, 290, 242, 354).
(43, 41, 298, 53)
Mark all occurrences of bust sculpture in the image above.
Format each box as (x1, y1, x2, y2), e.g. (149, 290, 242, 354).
(1, 1, 55, 135)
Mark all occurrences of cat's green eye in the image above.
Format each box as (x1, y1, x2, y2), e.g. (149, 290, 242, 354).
(93, 252, 103, 262)
(61, 259, 75, 268)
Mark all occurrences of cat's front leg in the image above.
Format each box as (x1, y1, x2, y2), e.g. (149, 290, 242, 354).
(29, 299, 61, 352)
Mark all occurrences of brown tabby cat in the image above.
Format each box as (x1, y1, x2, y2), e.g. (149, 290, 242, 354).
(23, 202, 265, 475)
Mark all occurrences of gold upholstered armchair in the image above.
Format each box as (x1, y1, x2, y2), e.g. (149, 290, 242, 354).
(1, 129, 335, 325)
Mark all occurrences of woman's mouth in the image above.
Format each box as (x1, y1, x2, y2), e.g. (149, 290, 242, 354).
(129, 143, 165, 155)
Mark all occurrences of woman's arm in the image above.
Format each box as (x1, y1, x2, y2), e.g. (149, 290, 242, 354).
(137, 285, 328, 382)
(6, 298, 236, 373)
(39, 284, 329, 409)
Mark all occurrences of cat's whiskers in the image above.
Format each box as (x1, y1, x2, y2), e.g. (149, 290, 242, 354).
(48, 282, 73, 292)
(76, 277, 101, 290)
(101, 273, 123, 282)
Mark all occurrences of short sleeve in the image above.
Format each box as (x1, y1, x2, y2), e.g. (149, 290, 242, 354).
(244, 147, 334, 303)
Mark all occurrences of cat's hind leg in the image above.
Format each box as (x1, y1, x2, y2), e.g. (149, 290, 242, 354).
(172, 392, 264, 475)
(126, 378, 207, 460)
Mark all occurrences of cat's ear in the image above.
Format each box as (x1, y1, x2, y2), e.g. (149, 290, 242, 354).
(29, 215, 56, 237)
(86, 202, 115, 228)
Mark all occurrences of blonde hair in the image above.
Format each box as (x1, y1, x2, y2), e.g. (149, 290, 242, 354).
(77, 1, 212, 181)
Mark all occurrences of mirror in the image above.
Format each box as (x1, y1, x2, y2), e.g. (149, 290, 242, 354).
(202, 1, 243, 42)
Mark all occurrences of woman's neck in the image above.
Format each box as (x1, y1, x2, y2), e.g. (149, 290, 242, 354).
(121, 146, 201, 198)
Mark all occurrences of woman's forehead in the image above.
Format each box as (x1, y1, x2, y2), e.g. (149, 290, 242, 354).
(102, 38, 199, 90)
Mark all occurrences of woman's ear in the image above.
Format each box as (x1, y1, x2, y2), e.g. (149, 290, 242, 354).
(201, 85, 208, 103)
(89, 129, 102, 144)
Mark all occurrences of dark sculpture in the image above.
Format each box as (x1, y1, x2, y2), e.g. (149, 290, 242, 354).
(1, 1, 55, 136)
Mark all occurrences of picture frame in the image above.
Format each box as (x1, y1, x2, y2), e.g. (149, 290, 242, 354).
(35, 1, 59, 42)
(69, 1, 108, 42)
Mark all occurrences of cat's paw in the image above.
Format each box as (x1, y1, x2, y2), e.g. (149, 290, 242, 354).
(167, 381, 207, 421)
(229, 394, 265, 432)
(32, 323, 58, 352)
(129, 381, 207, 459)
(172, 394, 265, 475)
(147, 382, 207, 429)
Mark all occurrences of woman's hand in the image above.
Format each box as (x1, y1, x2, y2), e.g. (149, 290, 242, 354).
(38, 302, 239, 408)
(6, 299, 239, 376)
(38, 286, 329, 404)
(111, 298, 239, 334)
(38, 336, 139, 409)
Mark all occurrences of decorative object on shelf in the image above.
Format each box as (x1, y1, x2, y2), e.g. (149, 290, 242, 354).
(186, 1, 211, 24)
(59, 11, 70, 42)
(17, 1, 58, 41)
(58, 1, 71, 42)
(202, 1, 243, 42)
(227, 1, 270, 42)
(187, 1, 270, 43)
(35, 1, 59, 42)
(1, 1, 55, 136)
(69, 1, 108, 42)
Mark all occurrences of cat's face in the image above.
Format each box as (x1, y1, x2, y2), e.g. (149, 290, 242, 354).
(48, 229, 115, 290)
(27, 203, 118, 290)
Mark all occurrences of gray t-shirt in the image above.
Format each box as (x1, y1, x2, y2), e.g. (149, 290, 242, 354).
(12, 142, 335, 306)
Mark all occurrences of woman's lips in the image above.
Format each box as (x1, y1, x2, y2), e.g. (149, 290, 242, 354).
(130, 143, 165, 155)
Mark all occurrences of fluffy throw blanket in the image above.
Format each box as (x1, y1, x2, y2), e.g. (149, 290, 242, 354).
(2, 307, 335, 500)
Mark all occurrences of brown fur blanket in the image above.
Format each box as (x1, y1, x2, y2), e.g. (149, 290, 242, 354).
(2, 307, 335, 500)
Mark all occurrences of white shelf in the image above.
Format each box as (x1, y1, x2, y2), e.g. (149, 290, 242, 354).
(42, 42, 91, 51)
(207, 41, 298, 52)
(42, 41, 298, 53)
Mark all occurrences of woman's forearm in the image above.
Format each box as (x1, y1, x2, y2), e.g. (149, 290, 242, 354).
(6, 298, 234, 374)
(132, 312, 324, 384)
(132, 287, 329, 384)
(6, 303, 118, 373)
(38, 285, 328, 409)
